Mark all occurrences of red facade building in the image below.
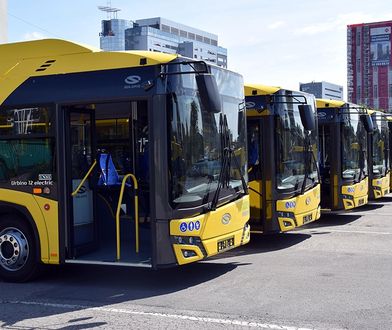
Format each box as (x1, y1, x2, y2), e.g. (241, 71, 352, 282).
(347, 21, 392, 112)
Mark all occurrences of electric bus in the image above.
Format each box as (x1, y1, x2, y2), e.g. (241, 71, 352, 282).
(245, 84, 321, 233)
(0, 39, 250, 282)
(368, 110, 390, 199)
(317, 99, 372, 210)
(388, 116, 392, 190)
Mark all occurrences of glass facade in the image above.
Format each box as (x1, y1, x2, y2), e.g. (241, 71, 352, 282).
(100, 19, 133, 51)
(116, 17, 228, 67)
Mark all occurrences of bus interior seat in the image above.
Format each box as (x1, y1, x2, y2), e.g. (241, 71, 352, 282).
(98, 153, 124, 186)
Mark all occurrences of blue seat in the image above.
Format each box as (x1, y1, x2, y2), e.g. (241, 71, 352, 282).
(98, 153, 126, 186)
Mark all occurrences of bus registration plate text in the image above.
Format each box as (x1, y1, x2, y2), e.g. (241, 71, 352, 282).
(217, 236, 235, 252)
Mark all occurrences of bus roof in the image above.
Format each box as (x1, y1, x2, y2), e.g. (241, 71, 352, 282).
(0, 39, 178, 106)
(316, 98, 346, 108)
(0, 39, 177, 64)
(244, 83, 280, 96)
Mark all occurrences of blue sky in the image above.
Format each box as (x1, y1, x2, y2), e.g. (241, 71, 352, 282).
(6, 0, 392, 97)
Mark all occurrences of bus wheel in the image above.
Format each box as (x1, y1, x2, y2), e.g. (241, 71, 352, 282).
(0, 216, 39, 282)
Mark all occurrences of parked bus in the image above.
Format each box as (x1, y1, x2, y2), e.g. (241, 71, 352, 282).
(317, 99, 372, 210)
(388, 116, 392, 191)
(245, 84, 320, 233)
(0, 39, 250, 281)
(368, 110, 390, 199)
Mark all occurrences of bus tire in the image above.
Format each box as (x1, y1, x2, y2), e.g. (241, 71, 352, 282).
(0, 215, 40, 282)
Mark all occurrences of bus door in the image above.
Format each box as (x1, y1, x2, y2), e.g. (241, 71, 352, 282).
(66, 108, 96, 256)
(247, 118, 262, 224)
(319, 124, 332, 208)
(129, 101, 149, 218)
(93, 100, 150, 263)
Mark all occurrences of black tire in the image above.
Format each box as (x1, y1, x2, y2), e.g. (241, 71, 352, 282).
(0, 215, 40, 282)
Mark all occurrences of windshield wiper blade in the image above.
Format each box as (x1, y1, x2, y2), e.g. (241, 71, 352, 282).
(210, 114, 248, 211)
(301, 134, 320, 194)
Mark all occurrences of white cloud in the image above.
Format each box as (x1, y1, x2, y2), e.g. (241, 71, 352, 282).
(23, 31, 46, 41)
(295, 12, 392, 36)
(267, 21, 286, 30)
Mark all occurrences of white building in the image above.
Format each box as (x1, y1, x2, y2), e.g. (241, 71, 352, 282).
(0, 0, 7, 43)
(100, 16, 228, 68)
(300, 81, 343, 100)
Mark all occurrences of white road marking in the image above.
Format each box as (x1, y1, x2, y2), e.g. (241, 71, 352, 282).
(4, 300, 314, 330)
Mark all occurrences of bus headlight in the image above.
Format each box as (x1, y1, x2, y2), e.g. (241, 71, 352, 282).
(277, 211, 295, 219)
(342, 194, 354, 200)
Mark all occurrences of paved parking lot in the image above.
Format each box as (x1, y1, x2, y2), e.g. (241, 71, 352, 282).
(1, 197, 392, 329)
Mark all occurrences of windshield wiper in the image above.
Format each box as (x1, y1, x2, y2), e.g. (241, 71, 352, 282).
(301, 133, 320, 195)
(210, 114, 248, 211)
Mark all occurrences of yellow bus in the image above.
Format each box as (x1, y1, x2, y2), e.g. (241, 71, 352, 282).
(388, 116, 392, 191)
(317, 99, 372, 210)
(368, 110, 390, 199)
(0, 39, 250, 281)
(245, 84, 321, 233)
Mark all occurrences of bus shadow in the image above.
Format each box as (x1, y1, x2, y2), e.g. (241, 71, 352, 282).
(211, 232, 311, 259)
(348, 203, 384, 212)
(0, 261, 242, 327)
(306, 213, 362, 227)
(368, 196, 392, 204)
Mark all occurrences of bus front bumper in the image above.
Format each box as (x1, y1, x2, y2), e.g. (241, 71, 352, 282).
(342, 178, 368, 210)
(172, 223, 250, 265)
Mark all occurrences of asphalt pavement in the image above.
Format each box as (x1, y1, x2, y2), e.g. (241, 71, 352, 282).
(1, 196, 392, 329)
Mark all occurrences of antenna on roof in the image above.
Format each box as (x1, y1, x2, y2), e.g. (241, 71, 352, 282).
(98, 0, 121, 19)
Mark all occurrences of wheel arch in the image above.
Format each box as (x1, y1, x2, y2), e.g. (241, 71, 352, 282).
(0, 202, 42, 262)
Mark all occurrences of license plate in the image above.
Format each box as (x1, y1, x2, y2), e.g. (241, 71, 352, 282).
(217, 237, 235, 252)
(303, 214, 313, 224)
(358, 198, 364, 206)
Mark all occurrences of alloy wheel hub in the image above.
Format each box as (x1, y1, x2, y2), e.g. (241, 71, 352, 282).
(0, 228, 29, 271)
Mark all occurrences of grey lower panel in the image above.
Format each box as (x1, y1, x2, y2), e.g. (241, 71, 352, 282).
(64, 259, 152, 268)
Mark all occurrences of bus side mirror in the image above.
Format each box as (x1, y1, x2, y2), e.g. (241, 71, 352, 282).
(361, 114, 374, 133)
(196, 74, 222, 113)
(298, 104, 315, 131)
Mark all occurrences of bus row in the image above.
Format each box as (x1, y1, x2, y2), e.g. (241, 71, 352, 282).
(246, 84, 390, 235)
(0, 39, 389, 282)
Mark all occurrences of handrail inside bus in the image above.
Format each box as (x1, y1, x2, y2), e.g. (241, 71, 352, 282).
(71, 159, 97, 197)
(115, 173, 139, 261)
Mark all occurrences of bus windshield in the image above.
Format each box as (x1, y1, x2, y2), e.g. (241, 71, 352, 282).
(372, 113, 389, 176)
(167, 63, 247, 208)
(341, 111, 367, 181)
(275, 96, 318, 192)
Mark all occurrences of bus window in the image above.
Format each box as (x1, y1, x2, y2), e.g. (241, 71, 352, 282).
(0, 106, 56, 193)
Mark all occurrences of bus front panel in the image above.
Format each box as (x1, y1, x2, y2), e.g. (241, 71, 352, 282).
(170, 196, 250, 265)
(341, 177, 368, 210)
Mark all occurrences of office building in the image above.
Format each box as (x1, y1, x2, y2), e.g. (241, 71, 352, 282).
(100, 18, 133, 51)
(299, 81, 343, 100)
(347, 20, 392, 112)
(99, 15, 227, 68)
(0, 0, 7, 43)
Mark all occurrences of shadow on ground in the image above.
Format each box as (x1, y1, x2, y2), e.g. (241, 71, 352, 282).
(211, 232, 311, 261)
(0, 261, 242, 327)
(368, 196, 392, 204)
(308, 213, 362, 228)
